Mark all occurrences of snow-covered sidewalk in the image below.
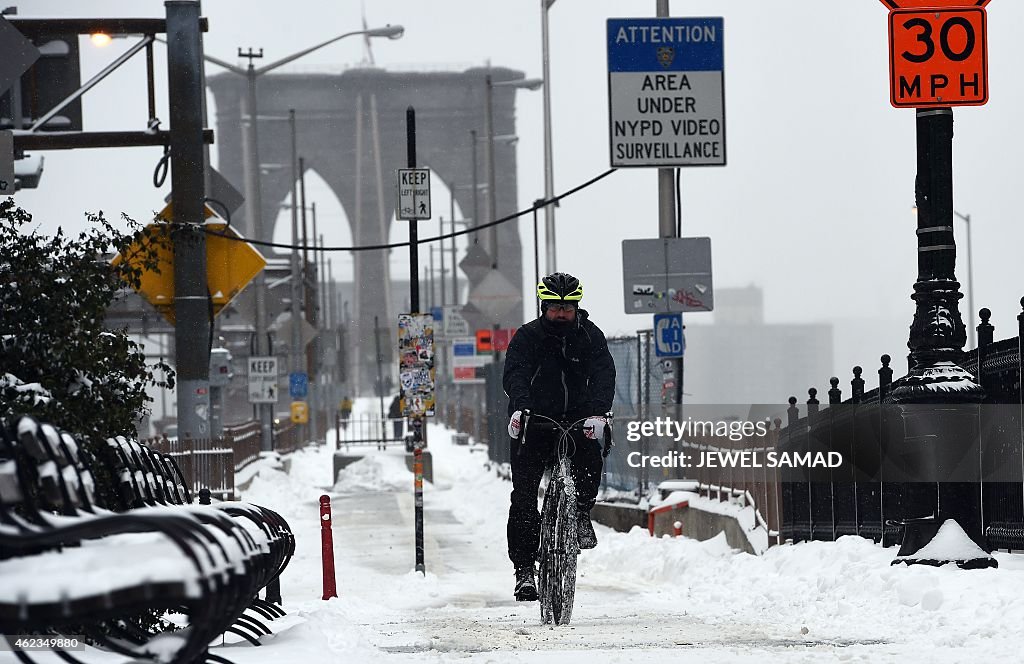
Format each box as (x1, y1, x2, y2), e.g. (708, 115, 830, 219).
(7, 416, 1024, 663)
(220, 419, 1024, 663)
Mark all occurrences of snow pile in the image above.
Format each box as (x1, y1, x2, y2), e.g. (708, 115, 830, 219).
(895, 519, 993, 563)
(212, 419, 1024, 662)
(332, 453, 417, 493)
(651, 489, 769, 554)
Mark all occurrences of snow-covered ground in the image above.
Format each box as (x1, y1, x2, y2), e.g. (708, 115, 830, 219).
(6, 398, 1024, 662)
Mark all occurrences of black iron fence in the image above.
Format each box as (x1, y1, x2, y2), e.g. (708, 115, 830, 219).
(145, 417, 317, 499)
(333, 413, 407, 450)
(774, 307, 1024, 551)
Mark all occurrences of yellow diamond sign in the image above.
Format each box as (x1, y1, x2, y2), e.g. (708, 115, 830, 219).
(113, 216, 267, 325)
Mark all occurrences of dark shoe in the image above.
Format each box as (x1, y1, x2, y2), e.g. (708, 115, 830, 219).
(514, 565, 538, 601)
(578, 510, 597, 549)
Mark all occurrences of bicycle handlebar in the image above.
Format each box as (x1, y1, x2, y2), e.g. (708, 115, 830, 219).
(515, 410, 614, 458)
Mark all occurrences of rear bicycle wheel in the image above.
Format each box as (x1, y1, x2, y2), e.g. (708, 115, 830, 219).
(537, 466, 579, 625)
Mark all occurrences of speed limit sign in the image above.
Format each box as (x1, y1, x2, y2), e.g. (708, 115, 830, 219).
(887, 5, 988, 107)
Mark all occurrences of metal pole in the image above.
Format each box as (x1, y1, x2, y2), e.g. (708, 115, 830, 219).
(541, 0, 558, 272)
(239, 53, 274, 451)
(414, 446, 425, 573)
(288, 110, 304, 441)
(439, 216, 447, 307)
(484, 74, 498, 268)
(450, 190, 458, 304)
(299, 156, 316, 440)
(654, 0, 682, 408)
(166, 0, 211, 441)
(470, 130, 479, 246)
(374, 315, 386, 419)
(533, 200, 541, 318)
(407, 107, 420, 312)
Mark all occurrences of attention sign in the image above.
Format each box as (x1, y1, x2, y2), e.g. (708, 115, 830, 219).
(607, 17, 726, 167)
(886, 5, 988, 107)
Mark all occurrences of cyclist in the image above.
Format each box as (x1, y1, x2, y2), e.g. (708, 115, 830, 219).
(503, 272, 616, 601)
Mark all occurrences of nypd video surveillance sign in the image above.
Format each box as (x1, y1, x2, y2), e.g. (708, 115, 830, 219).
(607, 17, 726, 167)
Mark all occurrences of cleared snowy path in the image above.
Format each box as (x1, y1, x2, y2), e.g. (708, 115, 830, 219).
(8, 413, 1024, 663)
(215, 417, 1022, 663)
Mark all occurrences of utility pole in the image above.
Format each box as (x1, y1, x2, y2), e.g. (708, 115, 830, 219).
(166, 0, 211, 440)
(288, 109, 305, 442)
(484, 74, 498, 268)
(299, 156, 317, 441)
(238, 45, 274, 452)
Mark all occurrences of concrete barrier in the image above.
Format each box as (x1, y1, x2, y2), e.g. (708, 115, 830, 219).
(648, 501, 758, 555)
(333, 453, 364, 482)
(591, 501, 648, 533)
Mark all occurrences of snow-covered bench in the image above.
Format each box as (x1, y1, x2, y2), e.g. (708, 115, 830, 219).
(0, 416, 292, 663)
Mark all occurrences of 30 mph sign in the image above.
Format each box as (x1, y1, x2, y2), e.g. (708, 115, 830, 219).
(887, 6, 988, 107)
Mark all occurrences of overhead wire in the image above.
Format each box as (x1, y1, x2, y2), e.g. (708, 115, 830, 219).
(194, 167, 618, 252)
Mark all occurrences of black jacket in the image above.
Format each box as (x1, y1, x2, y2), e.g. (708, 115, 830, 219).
(502, 309, 616, 420)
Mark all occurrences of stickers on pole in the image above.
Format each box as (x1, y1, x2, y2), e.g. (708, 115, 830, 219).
(398, 313, 436, 417)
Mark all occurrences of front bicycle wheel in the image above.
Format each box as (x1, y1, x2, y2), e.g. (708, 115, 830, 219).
(538, 467, 579, 625)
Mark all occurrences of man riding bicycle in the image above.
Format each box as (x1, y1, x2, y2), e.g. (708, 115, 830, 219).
(503, 272, 616, 601)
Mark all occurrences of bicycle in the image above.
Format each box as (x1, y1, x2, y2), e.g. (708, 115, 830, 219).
(516, 410, 613, 625)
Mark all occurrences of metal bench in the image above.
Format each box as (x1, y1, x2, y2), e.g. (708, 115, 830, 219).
(0, 415, 293, 663)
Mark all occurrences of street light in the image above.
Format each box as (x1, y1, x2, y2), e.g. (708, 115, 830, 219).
(540, 0, 558, 273)
(484, 74, 543, 268)
(913, 205, 976, 349)
(201, 24, 405, 451)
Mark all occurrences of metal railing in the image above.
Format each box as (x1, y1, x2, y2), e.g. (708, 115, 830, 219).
(148, 435, 235, 500)
(334, 413, 406, 450)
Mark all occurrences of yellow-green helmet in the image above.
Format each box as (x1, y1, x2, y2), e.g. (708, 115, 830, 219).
(537, 272, 583, 302)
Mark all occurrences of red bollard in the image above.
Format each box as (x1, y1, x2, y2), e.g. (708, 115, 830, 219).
(673, 521, 683, 537)
(320, 495, 338, 599)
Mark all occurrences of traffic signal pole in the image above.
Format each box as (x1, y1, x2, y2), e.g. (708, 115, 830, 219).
(166, 0, 212, 440)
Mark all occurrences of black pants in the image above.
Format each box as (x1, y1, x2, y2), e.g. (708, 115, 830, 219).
(507, 429, 603, 569)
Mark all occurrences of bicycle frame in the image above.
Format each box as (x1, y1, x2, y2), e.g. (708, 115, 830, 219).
(516, 411, 613, 625)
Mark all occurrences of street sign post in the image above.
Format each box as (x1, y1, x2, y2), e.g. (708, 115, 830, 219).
(289, 372, 308, 399)
(887, 6, 988, 107)
(112, 218, 266, 325)
(443, 306, 471, 337)
(0, 19, 40, 98)
(396, 168, 431, 220)
(880, 0, 990, 8)
(607, 17, 726, 167)
(654, 313, 685, 358)
(0, 131, 12, 196)
(247, 356, 278, 404)
(451, 335, 488, 384)
(622, 237, 714, 314)
(290, 401, 309, 424)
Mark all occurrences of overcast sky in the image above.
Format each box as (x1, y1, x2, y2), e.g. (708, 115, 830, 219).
(16, 0, 1024, 399)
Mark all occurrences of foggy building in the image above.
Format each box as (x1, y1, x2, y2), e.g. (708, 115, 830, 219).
(682, 285, 833, 406)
